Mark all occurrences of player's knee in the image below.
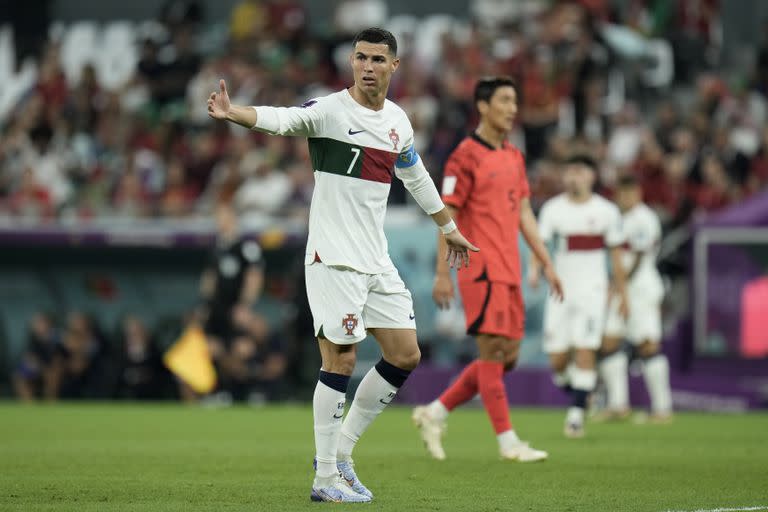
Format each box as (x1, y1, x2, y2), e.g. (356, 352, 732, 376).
(574, 349, 596, 369)
(600, 337, 621, 356)
(503, 344, 520, 371)
(503, 356, 518, 372)
(390, 346, 421, 371)
(478, 336, 506, 362)
(638, 341, 660, 359)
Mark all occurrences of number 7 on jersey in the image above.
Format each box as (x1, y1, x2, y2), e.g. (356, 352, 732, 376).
(347, 148, 361, 174)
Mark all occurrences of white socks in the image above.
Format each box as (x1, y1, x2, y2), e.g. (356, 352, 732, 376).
(643, 354, 672, 414)
(497, 429, 522, 452)
(313, 380, 346, 478)
(569, 366, 597, 393)
(566, 406, 585, 425)
(337, 366, 399, 462)
(599, 351, 629, 411)
(427, 399, 449, 422)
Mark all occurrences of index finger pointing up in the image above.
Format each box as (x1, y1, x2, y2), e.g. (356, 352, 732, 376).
(220, 79, 227, 94)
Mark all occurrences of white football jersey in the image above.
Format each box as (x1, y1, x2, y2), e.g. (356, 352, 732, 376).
(538, 193, 624, 294)
(254, 89, 442, 274)
(620, 203, 664, 299)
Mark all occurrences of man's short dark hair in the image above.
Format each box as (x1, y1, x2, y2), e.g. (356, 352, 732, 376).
(616, 174, 640, 188)
(474, 76, 517, 105)
(352, 27, 398, 56)
(564, 154, 598, 172)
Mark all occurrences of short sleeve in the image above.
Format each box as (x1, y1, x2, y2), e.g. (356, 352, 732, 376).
(441, 150, 474, 209)
(605, 204, 626, 247)
(628, 212, 659, 252)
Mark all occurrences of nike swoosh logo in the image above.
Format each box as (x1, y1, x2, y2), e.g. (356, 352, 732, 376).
(409, 314, 415, 320)
(379, 398, 392, 405)
(333, 412, 344, 419)
(348, 129, 366, 135)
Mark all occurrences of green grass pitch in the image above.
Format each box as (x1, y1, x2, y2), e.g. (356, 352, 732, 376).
(0, 403, 766, 512)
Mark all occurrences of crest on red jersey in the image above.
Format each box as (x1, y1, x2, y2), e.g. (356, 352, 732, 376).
(389, 128, 400, 150)
(342, 314, 359, 336)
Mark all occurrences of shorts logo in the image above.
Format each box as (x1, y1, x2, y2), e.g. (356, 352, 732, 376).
(342, 314, 359, 336)
(389, 128, 400, 150)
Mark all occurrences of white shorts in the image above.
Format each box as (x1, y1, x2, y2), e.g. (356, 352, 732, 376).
(543, 288, 607, 354)
(604, 291, 662, 344)
(305, 262, 416, 345)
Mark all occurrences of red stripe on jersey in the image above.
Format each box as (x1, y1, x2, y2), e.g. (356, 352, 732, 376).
(361, 147, 397, 184)
(566, 234, 605, 251)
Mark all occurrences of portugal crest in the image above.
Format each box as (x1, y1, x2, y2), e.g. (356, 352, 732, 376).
(342, 314, 359, 336)
(388, 128, 400, 150)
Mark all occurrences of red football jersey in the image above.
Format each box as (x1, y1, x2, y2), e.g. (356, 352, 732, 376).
(441, 133, 530, 285)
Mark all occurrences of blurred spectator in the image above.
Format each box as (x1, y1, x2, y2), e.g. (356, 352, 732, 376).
(160, 0, 204, 36)
(160, 157, 196, 217)
(334, 0, 388, 37)
(12, 313, 60, 402)
(112, 315, 168, 400)
(46, 312, 107, 400)
(695, 152, 738, 213)
(230, 0, 267, 42)
(6, 168, 56, 221)
(235, 148, 293, 219)
(521, 47, 560, 163)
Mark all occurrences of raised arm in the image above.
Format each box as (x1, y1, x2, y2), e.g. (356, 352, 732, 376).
(208, 79, 257, 128)
(208, 79, 324, 136)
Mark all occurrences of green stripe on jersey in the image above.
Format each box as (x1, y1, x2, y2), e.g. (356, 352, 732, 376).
(308, 137, 363, 178)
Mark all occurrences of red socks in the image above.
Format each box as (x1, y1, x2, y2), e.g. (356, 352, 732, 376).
(438, 359, 512, 435)
(477, 360, 512, 434)
(438, 360, 479, 411)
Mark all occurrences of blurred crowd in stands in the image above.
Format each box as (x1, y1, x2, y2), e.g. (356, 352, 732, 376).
(2, 0, 765, 229)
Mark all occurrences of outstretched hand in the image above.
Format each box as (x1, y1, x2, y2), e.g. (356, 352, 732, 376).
(444, 229, 479, 269)
(207, 79, 231, 120)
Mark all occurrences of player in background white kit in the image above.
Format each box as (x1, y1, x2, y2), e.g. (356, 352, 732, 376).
(600, 175, 673, 422)
(529, 155, 628, 438)
(207, 28, 479, 502)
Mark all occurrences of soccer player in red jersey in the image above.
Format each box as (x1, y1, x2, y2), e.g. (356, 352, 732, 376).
(413, 77, 563, 461)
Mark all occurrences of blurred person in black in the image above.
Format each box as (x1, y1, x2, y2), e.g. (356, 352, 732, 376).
(46, 312, 108, 400)
(196, 202, 272, 401)
(13, 312, 60, 402)
(112, 315, 168, 400)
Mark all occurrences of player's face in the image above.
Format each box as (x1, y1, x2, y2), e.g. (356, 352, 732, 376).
(350, 41, 399, 97)
(562, 164, 595, 198)
(480, 86, 517, 133)
(615, 186, 640, 212)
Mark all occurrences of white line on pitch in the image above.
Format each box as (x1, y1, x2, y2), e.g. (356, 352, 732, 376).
(664, 507, 768, 512)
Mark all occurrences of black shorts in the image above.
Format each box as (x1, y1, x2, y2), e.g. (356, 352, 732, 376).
(204, 305, 237, 343)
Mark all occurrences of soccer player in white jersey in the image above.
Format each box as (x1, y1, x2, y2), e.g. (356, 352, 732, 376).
(529, 155, 628, 438)
(600, 175, 672, 422)
(207, 28, 479, 503)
